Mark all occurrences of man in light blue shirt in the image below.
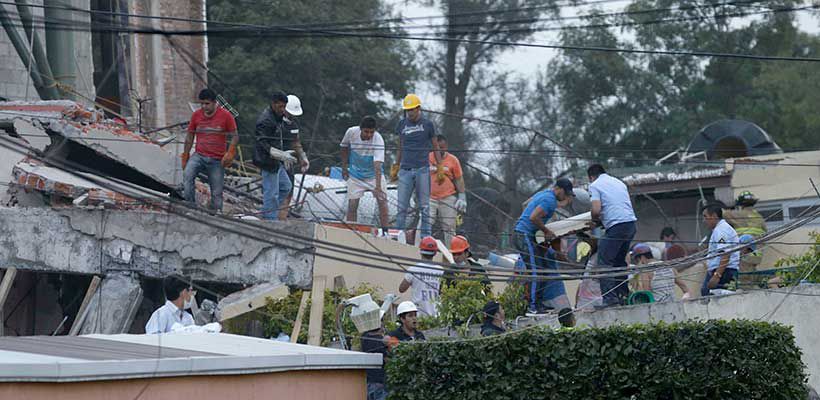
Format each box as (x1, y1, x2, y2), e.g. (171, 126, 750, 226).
(512, 178, 574, 314)
(340, 116, 388, 233)
(701, 203, 740, 296)
(588, 164, 637, 307)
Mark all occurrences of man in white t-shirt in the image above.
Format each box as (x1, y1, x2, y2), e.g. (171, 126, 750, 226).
(399, 236, 443, 317)
(340, 116, 389, 232)
(701, 203, 740, 296)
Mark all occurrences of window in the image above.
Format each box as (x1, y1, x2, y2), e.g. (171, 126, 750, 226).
(758, 208, 784, 222)
(789, 205, 820, 220)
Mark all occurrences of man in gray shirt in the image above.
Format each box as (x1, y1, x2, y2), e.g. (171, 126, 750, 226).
(392, 94, 441, 240)
(588, 164, 637, 306)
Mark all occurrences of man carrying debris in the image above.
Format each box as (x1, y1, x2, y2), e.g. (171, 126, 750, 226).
(428, 134, 466, 244)
(392, 94, 442, 241)
(701, 203, 740, 296)
(588, 164, 637, 307)
(359, 310, 390, 400)
(253, 91, 308, 220)
(387, 301, 426, 341)
(145, 275, 195, 334)
(277, 94, 309, 220)
(181, 88, 238, 212)
(398, 236, 443, 318)
(340, 115, 389, 233)
(512, 178, 574, 314)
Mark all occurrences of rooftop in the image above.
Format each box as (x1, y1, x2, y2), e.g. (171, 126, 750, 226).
(0, 333, 381, 382)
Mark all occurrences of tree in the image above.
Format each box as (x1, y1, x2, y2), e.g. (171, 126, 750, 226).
(535, 0, 819, 165)
(206, 0, 416, 171)
(418, 0, 559, 167)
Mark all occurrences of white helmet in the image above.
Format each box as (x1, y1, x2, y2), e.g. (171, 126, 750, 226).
(396, 301, 418, 316)
(285, 95, 303, 116)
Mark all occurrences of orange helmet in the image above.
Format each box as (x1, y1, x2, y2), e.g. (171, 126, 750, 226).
(419, 236, 438, 255)
(450, 235, 470, 254)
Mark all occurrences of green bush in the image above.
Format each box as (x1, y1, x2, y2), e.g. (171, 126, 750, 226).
(261, 283, 383, 346)
(777, 232, 820, 285)
(497, 281, 528, 319)
(386, 319, 807, 400)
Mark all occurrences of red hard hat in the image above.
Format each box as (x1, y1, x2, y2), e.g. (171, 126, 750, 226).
(450, 235, 470, 254)
(419, 236, 438, 253)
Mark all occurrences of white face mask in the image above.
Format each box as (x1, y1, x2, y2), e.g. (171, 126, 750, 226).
(183, 298, 193, 310)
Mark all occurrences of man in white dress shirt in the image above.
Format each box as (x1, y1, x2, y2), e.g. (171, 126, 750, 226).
(145, 276, 196, 334)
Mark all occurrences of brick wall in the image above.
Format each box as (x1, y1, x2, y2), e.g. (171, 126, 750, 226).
(0, 1, 95, 104)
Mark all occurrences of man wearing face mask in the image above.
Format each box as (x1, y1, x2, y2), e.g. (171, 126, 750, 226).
(145, 276, 196, 334)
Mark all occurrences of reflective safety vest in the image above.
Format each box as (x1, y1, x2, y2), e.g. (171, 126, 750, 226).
(724, 207, 767, 237)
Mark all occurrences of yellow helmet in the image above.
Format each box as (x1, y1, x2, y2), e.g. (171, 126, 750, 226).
(402, 94, 422, 110)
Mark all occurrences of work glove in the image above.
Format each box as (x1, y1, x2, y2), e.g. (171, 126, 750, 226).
(435, 164, 446, 184)
(221, 143, 237, 168)
(455, 192, 467, 213)
(389, 164, 400, 182)
(269, 147, 298, 170)
(299, 153, 310, 173)
(180, 152, 190, 170)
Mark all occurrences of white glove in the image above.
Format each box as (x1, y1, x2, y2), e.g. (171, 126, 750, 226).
(269, 148, 297, 169)
(300, 153, 310, 173)
(681, 292, 692, 300)
(455, 192, 467, 213)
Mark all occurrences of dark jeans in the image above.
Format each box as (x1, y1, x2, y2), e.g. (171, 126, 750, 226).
(597, 221, 636, 306)
(701, 268, 739, 296)
(183, 153, 224, 211)
(513, 232, 551, 310)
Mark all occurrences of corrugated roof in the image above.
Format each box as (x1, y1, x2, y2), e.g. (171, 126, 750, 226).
(613, 163, 729, 186)
(0, 333, 381, 383)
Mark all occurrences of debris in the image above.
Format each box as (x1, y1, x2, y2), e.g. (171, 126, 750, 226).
(216, 282, 289, 321)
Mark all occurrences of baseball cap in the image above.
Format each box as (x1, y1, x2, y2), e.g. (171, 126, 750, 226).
(632, 243, 653, 259)
(555, 178, 575, 196)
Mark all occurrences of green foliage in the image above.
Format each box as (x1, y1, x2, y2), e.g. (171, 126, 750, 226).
(262, 283, 383, 346)
(437, 277, 494, 334)
(387, 320, 808, 400)
(776, 232, 820, 285)
(498, 281, 528, 319)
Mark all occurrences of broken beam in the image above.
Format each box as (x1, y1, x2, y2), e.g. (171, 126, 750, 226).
(290, 291, 310, 343)
(307, 276, 326, 346)
(0, 268, 18, 336)
(68, 276, 101, 336)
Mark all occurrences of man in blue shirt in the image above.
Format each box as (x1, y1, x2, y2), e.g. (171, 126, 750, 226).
(513, 178, 574, 314)
(588, 164, 637, 307)
(392, 94, 442, 240)
(701, 203, 740, 296)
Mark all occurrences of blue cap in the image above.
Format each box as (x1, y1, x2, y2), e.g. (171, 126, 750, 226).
(739, 234, 756, 252)
(632, 243, 653, 258)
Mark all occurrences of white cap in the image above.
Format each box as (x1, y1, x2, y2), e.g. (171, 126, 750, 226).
(396, 301, 418, 316)
(286, 95, 303, 116)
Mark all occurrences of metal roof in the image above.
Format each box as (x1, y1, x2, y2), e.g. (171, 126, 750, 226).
(0, 333, 381, 383)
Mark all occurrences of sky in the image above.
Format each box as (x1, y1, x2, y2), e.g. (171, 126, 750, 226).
(391, 1, 820, 110)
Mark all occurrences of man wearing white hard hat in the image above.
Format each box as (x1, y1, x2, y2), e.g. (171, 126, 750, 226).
(387, 301, 426, 342)
(277, 94, 308, 219)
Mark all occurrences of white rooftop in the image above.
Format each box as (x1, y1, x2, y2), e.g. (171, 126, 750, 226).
(0, 333, 380, 382)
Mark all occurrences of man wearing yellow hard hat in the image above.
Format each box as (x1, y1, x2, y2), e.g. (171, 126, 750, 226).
(392, 94, 442, 241)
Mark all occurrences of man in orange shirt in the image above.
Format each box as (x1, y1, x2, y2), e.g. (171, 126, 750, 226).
(428, 135, 466, 244)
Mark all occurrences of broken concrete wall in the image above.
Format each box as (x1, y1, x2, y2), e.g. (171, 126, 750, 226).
(0, 207, 314, 286)
(78, 272, 142, 335)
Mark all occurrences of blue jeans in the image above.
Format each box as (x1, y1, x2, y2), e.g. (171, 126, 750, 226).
(396, 166, 431, 237)
(183, 152, 224, 211)
(513, 233, 567, 311)
(701, 268, 738, 296)
(597, 221, 636, 306)
(261, 166, 292, 220)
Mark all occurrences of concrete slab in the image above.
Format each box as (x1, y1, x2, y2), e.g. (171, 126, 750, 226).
(0, 207, 314, 286)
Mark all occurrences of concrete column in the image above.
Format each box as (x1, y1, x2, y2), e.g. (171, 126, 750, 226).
(78, 272, 143, 335)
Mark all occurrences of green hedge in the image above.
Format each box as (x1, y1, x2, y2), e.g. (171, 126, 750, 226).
(386, 320, 807, 400)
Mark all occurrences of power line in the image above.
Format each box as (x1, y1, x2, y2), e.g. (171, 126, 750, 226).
(1, 2, 820, 63)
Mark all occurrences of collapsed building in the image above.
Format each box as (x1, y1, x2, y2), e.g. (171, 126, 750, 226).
(0, 101, 315, 336)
